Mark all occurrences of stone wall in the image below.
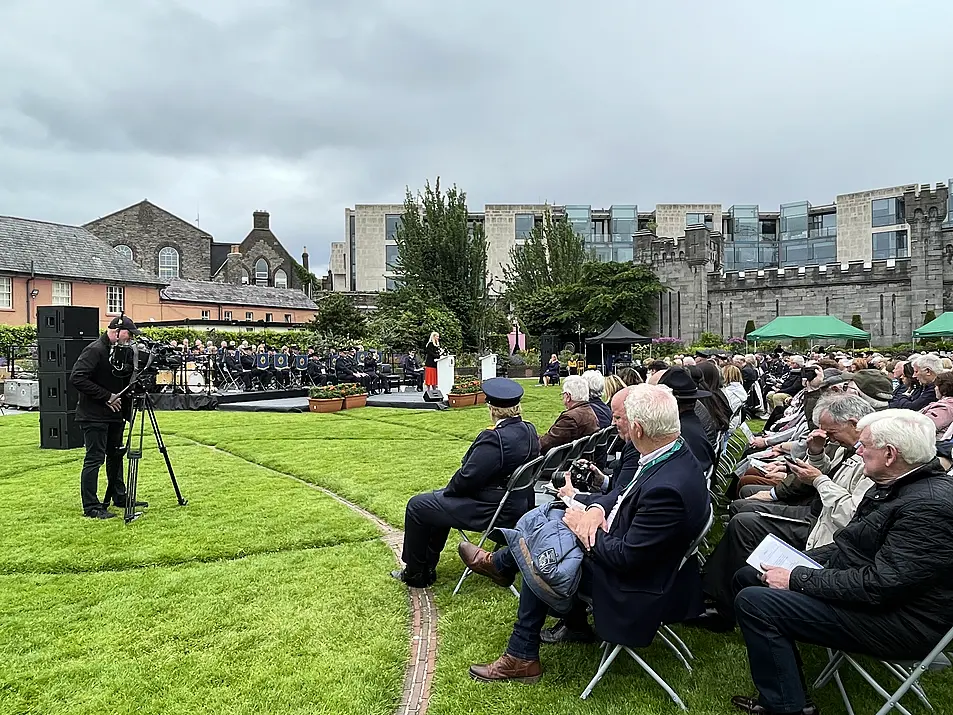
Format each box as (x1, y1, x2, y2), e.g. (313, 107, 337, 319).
(834, 184, 909, 263)
(484, 204, 547, 289)
(85, 200, 212, 281)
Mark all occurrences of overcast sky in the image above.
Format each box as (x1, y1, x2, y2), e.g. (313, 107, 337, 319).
(2, 0, 951, 278)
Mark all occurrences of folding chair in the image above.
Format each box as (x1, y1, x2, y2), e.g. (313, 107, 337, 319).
(534, 442, 576, 506)
(580, 504, 715, 710)
(379, 364, 401, 393)
(814, 625, 953, 715)
(452, 455, 543, 598)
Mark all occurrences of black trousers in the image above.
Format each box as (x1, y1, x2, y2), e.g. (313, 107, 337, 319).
(702, 500, 814, 619)
(733, 567, 935, 713)
(79, 421, 127, 512)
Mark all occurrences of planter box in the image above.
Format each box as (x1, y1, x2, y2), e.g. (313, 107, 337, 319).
(474, 391, 485, 405)
(343, 394, 368, 409)
(309, 398, 342, 413)
(448, 393, 476, 408)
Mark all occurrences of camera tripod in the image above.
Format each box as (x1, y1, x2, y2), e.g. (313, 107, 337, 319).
(121, 390, 188, 523)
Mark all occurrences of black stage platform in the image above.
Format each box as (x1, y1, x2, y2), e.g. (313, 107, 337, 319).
(217, 389, 446, 413)
(149, 388, 308, 411)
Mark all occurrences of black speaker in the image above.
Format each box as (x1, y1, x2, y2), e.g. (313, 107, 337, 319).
(37, 338, 92, 374)
(423, 388, 444, 402)
(37, 306, 100, 339)
(39, 373, 81, 412)
(39, 411, 85, 450)
(539, 334, 560, 379)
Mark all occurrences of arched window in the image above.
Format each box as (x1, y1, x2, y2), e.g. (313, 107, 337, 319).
(158, 247, 180, 279)
(255, 258, 269, 285)
(114, 244, 133, 262)
(274, 269, 288, 289)
(241, 268, 250, 285)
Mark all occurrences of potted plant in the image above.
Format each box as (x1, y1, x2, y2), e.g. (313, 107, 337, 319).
(340, 382, 368, 409)
(448, 377, 480, 408)
(308, 385, 343, 413)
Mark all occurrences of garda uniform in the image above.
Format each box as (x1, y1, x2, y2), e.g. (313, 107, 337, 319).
(393, 378, 540, 587)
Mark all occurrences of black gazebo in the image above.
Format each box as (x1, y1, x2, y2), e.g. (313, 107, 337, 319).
(585, 321, 651, 373)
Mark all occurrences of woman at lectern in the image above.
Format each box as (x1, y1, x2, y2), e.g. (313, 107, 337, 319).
(424, 331, 443, 390)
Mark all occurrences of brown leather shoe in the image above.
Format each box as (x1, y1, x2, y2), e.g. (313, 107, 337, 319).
(458, 542, 515, 587)
(469, 653, 542, 683)
(731, 694, 819, 715)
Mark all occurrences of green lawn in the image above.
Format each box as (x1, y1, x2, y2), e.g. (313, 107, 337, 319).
(1, 386, 951, 714)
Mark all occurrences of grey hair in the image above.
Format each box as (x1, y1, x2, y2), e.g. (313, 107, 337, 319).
(562, 375, 590, 403)
(813, 394, 873, 426)
(624, 384, 680, 439)
(857, 409, 937, 466)
(916, 354, 944, 375)
(582, 370, 605, 398)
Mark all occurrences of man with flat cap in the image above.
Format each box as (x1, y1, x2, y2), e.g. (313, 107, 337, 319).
(69, 315, 148, 519)
(392, 377, 541, 588)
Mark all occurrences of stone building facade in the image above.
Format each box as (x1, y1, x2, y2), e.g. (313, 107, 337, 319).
(642, 183, 952, 346)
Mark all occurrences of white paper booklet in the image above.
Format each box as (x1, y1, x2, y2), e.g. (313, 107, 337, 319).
(746, 533, 823, 574)
(741, 423, 756, 442)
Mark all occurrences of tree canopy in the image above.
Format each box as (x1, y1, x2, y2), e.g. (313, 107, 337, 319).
(503, 207, 588, 305)
(310, 293, 366, 345)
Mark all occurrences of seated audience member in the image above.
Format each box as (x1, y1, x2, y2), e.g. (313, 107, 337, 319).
(541, 354, 561, 386)
(650, 367, 716, 474)
(766, 355, 805, 410)
(402, 350, 425, 391)
(582, 370, 612, 428)
(921, 370, 953, 439)
(728, 409, 953, 715)
(848, 357, 868, 373)
(889, 354, 943, 410)
(392, 378, 540, 588)
(460, 384, 710, 683)
(694, 395, 873, 631)
(697, 360, 734, 442)
(722, 365, 748, 431)
(646, 360, 670, 379)
(566, 385, 640, 495)
(336, 347, 371, 391)
(603, 374, 626, 404)
(739, 354, 760, 391)
(617, 367, 643, 386)
(539, 375, 599, 453)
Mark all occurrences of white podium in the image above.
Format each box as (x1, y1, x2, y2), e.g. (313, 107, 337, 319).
(480, 354, 497, 381)
(436, 355, 455, 396)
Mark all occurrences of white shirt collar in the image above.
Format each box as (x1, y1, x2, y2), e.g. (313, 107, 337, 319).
(638, 437, 678, 466)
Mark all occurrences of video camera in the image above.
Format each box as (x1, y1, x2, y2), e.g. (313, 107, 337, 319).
(110, 336, 182, 382)
(551, 459, 598, 492)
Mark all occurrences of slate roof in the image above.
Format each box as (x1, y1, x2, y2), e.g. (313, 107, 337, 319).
(160, 279, 318, 310)
(0, 215, 167, 286)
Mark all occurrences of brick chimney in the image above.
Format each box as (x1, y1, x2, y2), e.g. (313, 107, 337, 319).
(302, 246, 310, 272)
(253, 210, 270, 230)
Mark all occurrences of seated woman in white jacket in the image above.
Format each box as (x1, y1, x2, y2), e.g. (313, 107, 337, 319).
(721, 364, 748, 431)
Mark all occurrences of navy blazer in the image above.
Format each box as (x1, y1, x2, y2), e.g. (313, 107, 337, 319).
(679, 409, 715, 475)
(585, 441, 710, 648)
(589, 397, 613, 429)
(444, 417, 540, 504)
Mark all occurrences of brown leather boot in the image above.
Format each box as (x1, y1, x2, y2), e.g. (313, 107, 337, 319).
(458, 542, 515, 587)
(469, 653, 542, 683)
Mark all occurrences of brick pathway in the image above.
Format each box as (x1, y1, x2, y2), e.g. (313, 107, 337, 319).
(184, 439, 439, 715)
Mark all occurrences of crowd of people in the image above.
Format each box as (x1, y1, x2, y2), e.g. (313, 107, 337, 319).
(389, 346, 953, 715)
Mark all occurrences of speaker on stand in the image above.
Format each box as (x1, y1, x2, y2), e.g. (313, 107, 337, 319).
(539, 334, 560, 384)
(37, 306, 99, 450)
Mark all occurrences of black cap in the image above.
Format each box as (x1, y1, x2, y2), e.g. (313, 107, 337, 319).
(482, 377, 524, 408)
(107, 315, 140, 335)
(659, 367, 711, 401)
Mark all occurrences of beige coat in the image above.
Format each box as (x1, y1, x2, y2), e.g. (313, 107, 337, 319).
(804, 449, 872, 550)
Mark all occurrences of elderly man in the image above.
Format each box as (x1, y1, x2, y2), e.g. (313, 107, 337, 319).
(729, 409, 953, 715)
(582, 370, 613, 428)
(392, 378, 540, 588)
(766, 355, 805, 409)
(461, 384, 710, 683)
(694, 395, 873, 632)
(538, 375, 599, 453)
(889, 353, 942, 411)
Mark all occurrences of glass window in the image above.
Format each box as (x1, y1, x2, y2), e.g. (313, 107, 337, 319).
(872, 198, 904, 227)
(872, 230, 909, 259)
(114, 244, 134, 262)
(106, 286, 124, 314)
(52, 281, 71, 306)
(760, 219, 777, 236)
(782, 240, 809, 266)
(265, 313, 273, 322)
(274, 269, 288, 289)
(812, 239, 836, 264)
(780, 202, 809, 241)
(385, 244, 399, 270)
(255, 259, 269, 285)
(201, 310, 210, 320)
(385, 277, 398, 291)
(246, 312, 254, 321)
(515, 214, 535, 242)
(0, 276, 11, 309)
(610, 205, 638, 238)
(686, 212, 713, 229)
(241, 268, 250, 284)
(613, 245, 634, 262)
(158, 247, 179, 279)
(284, 314, 292, 323)
(385, 214, 402, 240)
(566, 205, 592, 241)
(224, 311, 232, 320)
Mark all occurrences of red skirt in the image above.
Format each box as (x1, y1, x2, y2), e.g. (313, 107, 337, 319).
(424, 367, 438, 386)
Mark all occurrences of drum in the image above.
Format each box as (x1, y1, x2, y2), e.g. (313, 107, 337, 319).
(186, 371, 206, 394)
(155, 370, 174, 386)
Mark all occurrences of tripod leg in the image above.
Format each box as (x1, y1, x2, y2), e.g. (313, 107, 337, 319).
(144, 394, 188, 507)
(125, 399, 145, 523)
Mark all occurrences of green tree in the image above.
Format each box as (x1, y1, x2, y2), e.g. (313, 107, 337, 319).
(923, 309, 937, 326)
(744, 320, 756, 338)
(310, 293, 366, 344)
(367, 289, 462, 353)
(850, 314, 869, 348)
(502, 207, 588, 305)
(696, 331, 724, 347)
(393, 178, 488, 350)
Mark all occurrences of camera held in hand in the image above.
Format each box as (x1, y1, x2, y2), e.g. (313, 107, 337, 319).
(551, 459, 597, 492)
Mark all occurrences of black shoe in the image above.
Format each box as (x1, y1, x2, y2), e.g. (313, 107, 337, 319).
(540, 620, 596, 644)
(683, 607, 735, 633)
(731, 694, 820, 715)
(107, 498, 149, 509)
(390, 568, 436, 588)
(84, 508, 117, 520)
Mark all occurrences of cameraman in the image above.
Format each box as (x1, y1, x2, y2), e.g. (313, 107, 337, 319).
(69, 315, 147, 519)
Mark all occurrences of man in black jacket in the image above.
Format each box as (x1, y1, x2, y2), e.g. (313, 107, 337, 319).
(69, 316, 147, 519)
(729, 409, 953, 715)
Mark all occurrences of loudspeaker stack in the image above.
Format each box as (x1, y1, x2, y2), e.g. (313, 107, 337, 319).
(539, 334, 560, 380)
(37, 306, 99, 450)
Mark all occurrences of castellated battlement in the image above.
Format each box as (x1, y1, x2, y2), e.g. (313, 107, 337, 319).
(904, 182, 949, 221)
(709, 258, 913, 290)
(634, 228, 723, 268)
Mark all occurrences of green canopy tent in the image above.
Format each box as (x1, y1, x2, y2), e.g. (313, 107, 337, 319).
(747, 316, 870, 344)
(914, 312, 953, 340)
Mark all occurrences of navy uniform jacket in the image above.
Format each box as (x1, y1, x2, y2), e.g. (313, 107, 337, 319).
(588, 397, 613, 429)
(335, 355, 357, 381)
(679, 409, 715, 475)
(586, 441, 710, 647)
